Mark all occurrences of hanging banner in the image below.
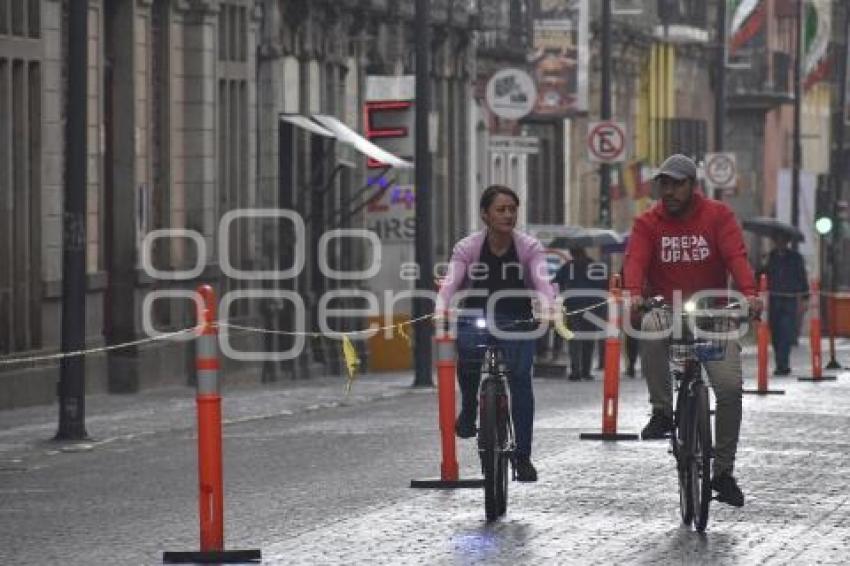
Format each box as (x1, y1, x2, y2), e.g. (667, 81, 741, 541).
(528, 0, 588, 117)
(729, 0, 767, 54)
(803, 0, 832, 90)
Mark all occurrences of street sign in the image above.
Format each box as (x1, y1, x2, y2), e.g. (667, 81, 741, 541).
(485, 68, 537, 120)
(587, 121, 626, 163)
(704, 152, 737, 189)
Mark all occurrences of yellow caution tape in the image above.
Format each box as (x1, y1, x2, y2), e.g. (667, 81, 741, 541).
(342, 335, 361, 395)
(398, 323, 412, 347)
(554, 318, 574, 341)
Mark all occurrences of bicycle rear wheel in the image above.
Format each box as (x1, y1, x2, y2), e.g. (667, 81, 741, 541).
(480, 383, 503, 521)
(691, 383, 712, 532)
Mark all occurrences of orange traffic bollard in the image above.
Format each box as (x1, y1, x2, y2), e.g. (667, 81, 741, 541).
(825, 291, 843, 369)
(744, 274, 784, 395)
(437, 333, 460, 481)
(411, 317, 484, 489)
(163, 285, 261, 564)
(580, 274, 638, 441)
(799, 280, 836, 382)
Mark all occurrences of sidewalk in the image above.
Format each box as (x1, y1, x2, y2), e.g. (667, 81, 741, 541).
(4, 335, 849, 464)
(0, 371, 418, 465)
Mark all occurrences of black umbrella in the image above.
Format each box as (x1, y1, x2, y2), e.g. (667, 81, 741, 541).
(741, 217, 804, 242)
(527, 224, 625, 249)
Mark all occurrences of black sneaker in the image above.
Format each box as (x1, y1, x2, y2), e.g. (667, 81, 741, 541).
(515, 456, 538, 482)
(641, 412, 674, 440)
(454, 410, 476, 439)
(712, 472, 745, 507)
(568, 374, 582, 381)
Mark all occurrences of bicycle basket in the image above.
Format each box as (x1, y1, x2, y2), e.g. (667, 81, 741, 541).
(690, 315, 738, 363)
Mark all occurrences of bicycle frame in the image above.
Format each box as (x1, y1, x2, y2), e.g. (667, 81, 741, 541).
(477, 346, 516, 463)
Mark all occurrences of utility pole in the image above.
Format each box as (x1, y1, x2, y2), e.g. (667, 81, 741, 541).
(598, 0, 612, 227)
(791, 0, 803, 232)
(826, 1, 850, 369)
(57, 0, 89, 440)
(714, 0, 727, 200)
(413, 0, 433, 387)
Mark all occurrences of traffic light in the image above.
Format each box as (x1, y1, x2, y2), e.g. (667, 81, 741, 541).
(815, 182, 833, 236)
(815, 216, 833, 236)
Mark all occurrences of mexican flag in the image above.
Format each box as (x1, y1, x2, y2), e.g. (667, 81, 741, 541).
(802, 0, 832, 90)
(729, 0, 766, 54)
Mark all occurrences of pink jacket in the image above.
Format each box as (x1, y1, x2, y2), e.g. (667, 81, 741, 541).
(436, 230, 556, 311)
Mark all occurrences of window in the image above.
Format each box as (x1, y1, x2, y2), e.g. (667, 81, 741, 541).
(218, 2, 250, 313)
(0, 1, 42, 353)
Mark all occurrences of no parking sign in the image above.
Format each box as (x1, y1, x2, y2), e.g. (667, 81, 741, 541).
(587, 121, 627, 163)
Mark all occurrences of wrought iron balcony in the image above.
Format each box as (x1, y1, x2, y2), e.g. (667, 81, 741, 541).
(727, 47, 794, 111)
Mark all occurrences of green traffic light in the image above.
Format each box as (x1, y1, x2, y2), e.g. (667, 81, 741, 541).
(815, 217, 833, 235)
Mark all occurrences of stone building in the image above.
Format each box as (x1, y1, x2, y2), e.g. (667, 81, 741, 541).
(0, 0, 489, 407)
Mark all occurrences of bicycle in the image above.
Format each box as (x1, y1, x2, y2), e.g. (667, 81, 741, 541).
(456, 314, 540, 521)
(644, 297, 748, 532)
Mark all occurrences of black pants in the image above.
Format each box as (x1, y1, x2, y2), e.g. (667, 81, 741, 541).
(567, 314, 597, 378)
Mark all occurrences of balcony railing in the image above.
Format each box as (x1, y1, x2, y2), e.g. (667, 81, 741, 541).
(727, 47, 794, 110)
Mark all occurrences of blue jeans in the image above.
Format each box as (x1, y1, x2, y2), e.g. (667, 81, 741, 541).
(455, 317, 536, 458)
(770, 297, 798, 371)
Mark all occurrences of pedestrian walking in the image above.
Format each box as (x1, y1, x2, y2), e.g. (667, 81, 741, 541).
(760, 234, 809, 375)
(555, 247, 607, 381)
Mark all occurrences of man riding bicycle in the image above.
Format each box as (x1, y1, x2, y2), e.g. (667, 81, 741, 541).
(623, 154, 761, 508)
(437, 185, 555, 483)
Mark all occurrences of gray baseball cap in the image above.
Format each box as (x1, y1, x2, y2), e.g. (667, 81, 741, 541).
(654, 154, 697, 181)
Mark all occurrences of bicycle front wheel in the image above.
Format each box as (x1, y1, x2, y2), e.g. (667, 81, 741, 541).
(480, 383, 501, 521)
(691, 383, 713, 532)
(675, 386, 693, 526)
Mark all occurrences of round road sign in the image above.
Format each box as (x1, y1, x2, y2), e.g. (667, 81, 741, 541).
(587, 121, 626, 163)
(705, 153, 737, 188)
(485, 68, 537, 121)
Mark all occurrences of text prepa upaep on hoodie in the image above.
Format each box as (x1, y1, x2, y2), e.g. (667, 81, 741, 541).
(623, 192, 756, 302)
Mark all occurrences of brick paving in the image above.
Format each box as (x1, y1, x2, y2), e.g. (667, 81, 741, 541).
(1, 343, 849, 564)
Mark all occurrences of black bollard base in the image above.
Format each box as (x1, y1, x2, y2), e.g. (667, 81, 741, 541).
(163, 549, 261, 564)
(579, 432, 639, 441)
(410, 478, 484, 489)
(825, 360, 843, 370)
(743, 388, 786, 395)
(797, 375, 838, 382)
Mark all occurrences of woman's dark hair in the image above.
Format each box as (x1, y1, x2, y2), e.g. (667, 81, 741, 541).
(479, 185, 520, 212)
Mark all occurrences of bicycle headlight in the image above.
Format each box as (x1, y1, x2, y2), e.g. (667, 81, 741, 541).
(475, 318, 487, 329)
(684, 301, 697, 314)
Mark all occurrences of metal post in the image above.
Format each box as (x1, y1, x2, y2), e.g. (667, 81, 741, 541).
(791, 0, 803, 232)
(56, 0, 89, 441)
(713, 0, 727, 200)
(826, 1, 849, 369)
(598, 0, 612, 227)
(413, 0, 434, 387)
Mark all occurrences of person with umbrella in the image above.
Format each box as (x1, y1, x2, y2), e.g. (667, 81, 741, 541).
(759, 234, 809, 375)
(554, 247, 607, 380)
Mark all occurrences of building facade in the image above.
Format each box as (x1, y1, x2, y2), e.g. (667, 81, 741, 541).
(0, 0, 483, 407)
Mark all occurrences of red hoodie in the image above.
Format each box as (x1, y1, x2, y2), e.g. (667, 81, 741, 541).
(623, 192, 756, 301)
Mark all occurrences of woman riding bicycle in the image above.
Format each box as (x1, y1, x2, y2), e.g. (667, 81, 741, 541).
(436, 185, 556, 482)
